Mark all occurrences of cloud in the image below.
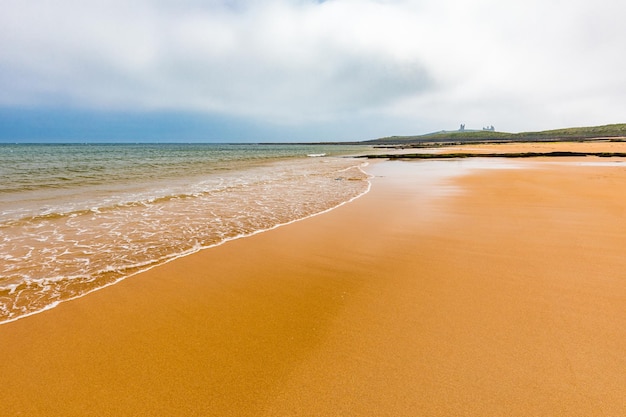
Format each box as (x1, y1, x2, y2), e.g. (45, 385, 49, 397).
(1, 0, 626, 135)
(0, 0, 433, 122)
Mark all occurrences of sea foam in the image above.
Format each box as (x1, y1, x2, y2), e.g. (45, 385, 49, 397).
(0, 144, 371, 324)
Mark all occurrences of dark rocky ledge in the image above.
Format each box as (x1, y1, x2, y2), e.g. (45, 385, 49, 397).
(359, 151, 626, 160)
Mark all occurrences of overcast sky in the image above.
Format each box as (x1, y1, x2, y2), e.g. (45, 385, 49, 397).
(1, 0, 625, 142)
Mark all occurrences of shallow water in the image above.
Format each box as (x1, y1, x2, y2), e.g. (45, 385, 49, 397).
(0, 143, 371, 323)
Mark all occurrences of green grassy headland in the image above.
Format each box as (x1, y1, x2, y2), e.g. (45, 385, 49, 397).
(367, 123, 626, 146)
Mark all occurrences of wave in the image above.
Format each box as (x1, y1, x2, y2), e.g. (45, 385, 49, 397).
(0, 159, 371, 324)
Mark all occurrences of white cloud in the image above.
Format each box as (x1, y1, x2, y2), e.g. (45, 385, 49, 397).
(1, 0, 626, 133)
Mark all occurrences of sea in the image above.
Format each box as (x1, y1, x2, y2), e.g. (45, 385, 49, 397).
(0, 143, 372, 324)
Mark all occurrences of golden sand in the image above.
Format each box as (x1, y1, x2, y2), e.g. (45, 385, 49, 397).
(1, 150, 625, 416)
(389, 138, 626, 156)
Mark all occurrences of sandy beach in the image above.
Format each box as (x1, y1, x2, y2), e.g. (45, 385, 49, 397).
(1, 148, 625, 416)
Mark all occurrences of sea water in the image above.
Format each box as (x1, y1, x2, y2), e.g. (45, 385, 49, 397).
(0, 143, 371, 324)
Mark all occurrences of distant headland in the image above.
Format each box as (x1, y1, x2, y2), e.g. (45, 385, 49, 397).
(366, 123, 626, 146)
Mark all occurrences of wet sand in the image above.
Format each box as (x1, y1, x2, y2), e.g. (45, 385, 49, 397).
(1, 153, 625, 416)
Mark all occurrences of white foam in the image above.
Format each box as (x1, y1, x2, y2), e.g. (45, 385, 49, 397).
(569, 161, 626, 167)
(0, 158, 372, 325)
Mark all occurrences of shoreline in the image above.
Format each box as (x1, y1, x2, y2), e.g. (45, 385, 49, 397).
(0, 161, 372, 326)
(1, 153, 625, 415)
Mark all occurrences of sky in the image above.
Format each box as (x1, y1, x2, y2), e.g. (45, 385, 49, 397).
(1, 0, 625, 142)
